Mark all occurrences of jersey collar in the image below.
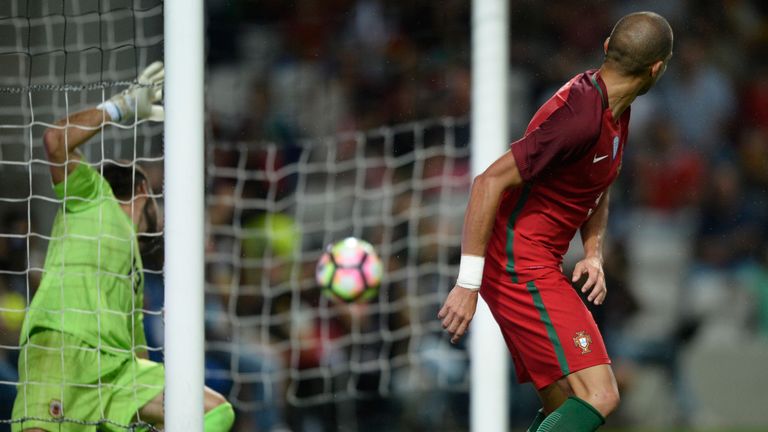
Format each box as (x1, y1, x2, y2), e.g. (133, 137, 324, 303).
(588, 71, 608, 110)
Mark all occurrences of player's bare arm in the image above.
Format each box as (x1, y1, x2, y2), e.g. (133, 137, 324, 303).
(43, 108, 111, 184)
(461, 150, 525, 256)
(44, 61, 163, 185)
(573, 189, 610, 305)
(438, 150, 524, 343)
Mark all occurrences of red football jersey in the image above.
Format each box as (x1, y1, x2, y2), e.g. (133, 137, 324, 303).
(486, 70, 629, 283)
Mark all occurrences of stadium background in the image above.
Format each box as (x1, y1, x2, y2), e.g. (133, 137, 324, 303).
(1, 0, 768, 431)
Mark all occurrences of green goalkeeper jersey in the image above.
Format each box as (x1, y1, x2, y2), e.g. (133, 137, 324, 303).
(20, 162, 147, 355)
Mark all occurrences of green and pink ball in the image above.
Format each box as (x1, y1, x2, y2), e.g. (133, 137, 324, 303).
(315, 237, 383, 302)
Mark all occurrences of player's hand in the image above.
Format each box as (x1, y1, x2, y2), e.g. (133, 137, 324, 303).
(99, 61, 164, 124)
(572, 256, 606, 305)
(438, 285, 479, 344)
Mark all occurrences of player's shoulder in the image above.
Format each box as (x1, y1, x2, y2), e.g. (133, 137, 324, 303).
(525, 70, 605, 140)
(558, 70, 603, 115)
(537, 71, 603, 131)
(52, 162, 118, 213)
(546, 70, 605, 141)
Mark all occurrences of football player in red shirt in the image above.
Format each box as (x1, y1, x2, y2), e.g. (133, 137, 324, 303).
(439, 11, 673, 432)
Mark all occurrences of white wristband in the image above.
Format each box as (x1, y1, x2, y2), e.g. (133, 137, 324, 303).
(98, 101, 122, 123)
(456, 255, 484, 290)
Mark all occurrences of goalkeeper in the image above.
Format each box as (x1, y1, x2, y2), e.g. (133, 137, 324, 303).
(12, 62, 235, 432)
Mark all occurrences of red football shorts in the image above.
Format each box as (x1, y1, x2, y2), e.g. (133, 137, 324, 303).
(480, 268, 611, 390)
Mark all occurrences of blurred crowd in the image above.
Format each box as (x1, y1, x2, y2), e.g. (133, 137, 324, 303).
(200, 0, 768, 429)
(1, 0, 768, 431)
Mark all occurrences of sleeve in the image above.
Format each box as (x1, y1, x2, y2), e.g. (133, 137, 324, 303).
(511, 98, 601, 181)
(52, 162, 109, 212)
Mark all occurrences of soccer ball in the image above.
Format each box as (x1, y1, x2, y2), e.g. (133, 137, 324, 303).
(315, 237, 383, 302)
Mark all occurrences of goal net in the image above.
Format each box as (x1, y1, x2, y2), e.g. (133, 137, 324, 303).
(0, 0, 163, 430)
(204, 118, 473, 429)
(0, 1, 473, 430)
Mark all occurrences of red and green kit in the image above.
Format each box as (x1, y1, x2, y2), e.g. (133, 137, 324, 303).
(482, 70, 629, 389)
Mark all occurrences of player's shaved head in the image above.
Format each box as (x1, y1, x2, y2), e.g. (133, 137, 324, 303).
(605, 12, 673, 76)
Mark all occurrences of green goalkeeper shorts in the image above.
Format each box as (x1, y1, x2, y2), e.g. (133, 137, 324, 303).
(11, 330, 164, 432)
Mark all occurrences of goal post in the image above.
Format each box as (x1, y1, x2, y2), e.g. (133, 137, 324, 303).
(163, 0, 206, 430)
(470, 0, 509, 431)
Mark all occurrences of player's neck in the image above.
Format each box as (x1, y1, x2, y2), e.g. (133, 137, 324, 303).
(597, 66, 645, 119)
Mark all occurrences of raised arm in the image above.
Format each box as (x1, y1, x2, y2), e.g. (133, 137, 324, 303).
(45, 61, 164, 185)
(572, 189, 610, 305)
(43, 108, 111, 184)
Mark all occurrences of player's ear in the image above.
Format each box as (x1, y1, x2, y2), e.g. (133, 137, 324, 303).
(650, 59, 664, 77)
(603, 37, 610, 55)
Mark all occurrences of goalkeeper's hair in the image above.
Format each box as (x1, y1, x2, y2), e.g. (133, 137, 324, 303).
(102, 161, 163, 264)
(101, 161, 151, 200)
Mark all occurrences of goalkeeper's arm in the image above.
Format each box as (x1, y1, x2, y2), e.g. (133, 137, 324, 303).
(44, 61, 164, 184)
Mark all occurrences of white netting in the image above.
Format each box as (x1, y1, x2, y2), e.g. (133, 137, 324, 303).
(0, 1, 163, 430)
(204, 118, 473, 428)
(1, 2, 475, 430)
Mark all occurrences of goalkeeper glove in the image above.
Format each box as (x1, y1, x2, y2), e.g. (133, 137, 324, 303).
(99, 61, 164, 124)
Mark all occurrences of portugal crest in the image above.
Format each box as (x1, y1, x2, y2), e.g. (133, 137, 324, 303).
(573, 331, 592, 354)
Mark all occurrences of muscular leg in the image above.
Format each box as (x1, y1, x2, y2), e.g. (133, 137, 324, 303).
(537, 378, 572, 414)
(533, 365, 619, 431)
(527, 378, 571, 431)
(137, 391, 163, 425)
(565, 364, 620, 417)
(202, 388, 235, 432)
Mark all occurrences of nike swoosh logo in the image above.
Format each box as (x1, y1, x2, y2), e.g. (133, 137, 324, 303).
(593, 154, 609, 163)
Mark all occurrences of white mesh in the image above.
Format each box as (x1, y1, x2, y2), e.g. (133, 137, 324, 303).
(1, 2, 476, 428)
(0, 1, 163, 430)
(205, 118, 473, 415)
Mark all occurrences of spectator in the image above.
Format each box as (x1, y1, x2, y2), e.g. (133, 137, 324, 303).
(659, 37, 737, 153)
